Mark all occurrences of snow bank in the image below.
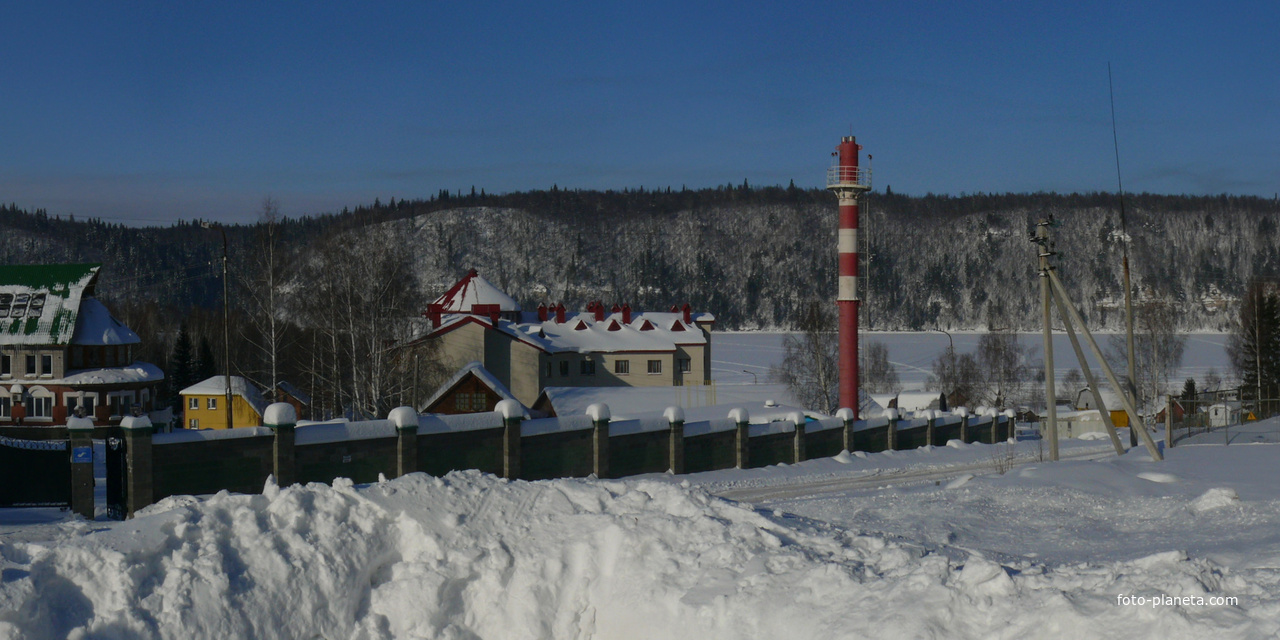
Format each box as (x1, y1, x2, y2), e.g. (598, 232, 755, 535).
(1, 470, 1269, 639)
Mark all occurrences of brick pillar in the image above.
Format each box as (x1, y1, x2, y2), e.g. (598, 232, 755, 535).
(67, 415, 95, 519)
(265, 403, 297, 487)
(789, 410, 806, 463)
(587, 403, 610, 479)
(120, 415, 153, 518)
(664, 406, 685, 475)
(730, 407, 750, 469)
(496, 399, 523, 480)
(389, 406, 418, 478)
(836, 407, 855, 453)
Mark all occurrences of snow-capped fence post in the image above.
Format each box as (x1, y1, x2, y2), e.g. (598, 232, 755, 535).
(119, 414, 153, 518)
(67, 413, 96, 519)
(989, 409, 999, 443)
(925, 410, 938, 447)
(664, 406, 685, 474)
(265, 403, 297, 487)
(836, 407, 855, 452)
(729, 407, 750, 469)
(496, 399, 523, 479)
(1165, 396, 1174, 449)
(789, 410, 807, 464)
(956, 407, 969, 443)
(587, 403, 611, 479)
(389, 407, 418, 478)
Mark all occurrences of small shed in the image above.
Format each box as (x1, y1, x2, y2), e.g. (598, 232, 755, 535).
(421, 361, 530, 417)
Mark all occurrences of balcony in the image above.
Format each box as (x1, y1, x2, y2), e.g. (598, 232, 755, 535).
(826, 165, 872, 190)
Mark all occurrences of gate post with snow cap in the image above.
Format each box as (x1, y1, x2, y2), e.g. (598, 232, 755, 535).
(496, 399, 523, 480)
(67, 412, 95, 519)
(265, 403, 297, 487)
(587, 403, 610, 479)
(389, 407, 418, 478)
(789, 410, 807, 464)
(923, 410, 938, 447)
(120, 414, 153, 518)
(956, 407, 969, 443)
(664, 406, 685, 475)
(836, 407, 855, 452)
(729, 407, 750, 469)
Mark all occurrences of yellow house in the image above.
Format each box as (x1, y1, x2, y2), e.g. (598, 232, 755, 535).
(180, 375, 269, 429)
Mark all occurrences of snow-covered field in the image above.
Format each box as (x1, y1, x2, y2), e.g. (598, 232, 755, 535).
(3, 423, 1279, 638)
(713, 331, 1232, 391)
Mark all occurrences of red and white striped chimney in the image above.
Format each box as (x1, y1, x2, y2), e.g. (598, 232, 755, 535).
(827, 136, 871, 417)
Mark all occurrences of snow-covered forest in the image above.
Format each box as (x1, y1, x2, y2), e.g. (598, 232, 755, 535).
(4, 189, 1272, 333)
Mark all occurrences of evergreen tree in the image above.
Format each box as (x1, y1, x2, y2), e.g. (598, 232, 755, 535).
(194, 337, 218, 382)
(1229, 282, 1280, 400)
(167, 322, 194, 412)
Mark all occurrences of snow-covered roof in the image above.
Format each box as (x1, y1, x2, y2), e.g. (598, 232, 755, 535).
(180, 375, 270, 416)
(61, 362, 164, 386)
(432, 270, 520, 312)
(432, 310, 708, 356)
(276, 381, 311, 405)
(421, 361, 531, 418)
(0, 263, 100, 346)
(69, 297, 141, 346)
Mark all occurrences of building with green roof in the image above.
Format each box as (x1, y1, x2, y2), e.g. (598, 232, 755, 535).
(0, 264, 164, 425)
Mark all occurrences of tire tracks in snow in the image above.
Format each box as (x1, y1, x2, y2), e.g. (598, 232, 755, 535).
(714, 445, 1114, 504)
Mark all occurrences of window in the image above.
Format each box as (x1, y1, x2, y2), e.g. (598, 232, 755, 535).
(615, 359, 630, 375)
(647, 360, 662, 374)
(678, 358, 691, 373)
(559, 361, 569, 377)
(189, 418, 199, 429)
(26, 294, 45, 318)
(580, 359, 596, 375)
(545, 362, 552, 378)
(0, 397, 9, 417)
(189, 397, 199, 411)
(25, 355, 35, 377)
(1, 354, 9, 376)
(40, 355, 51, 376)
(456, 392, 486, 412)
(30, 396, 51, 418)
(207, 397, 218, 410)
(10, 294, 28, 318)
(0, 293, 10, 318)
(70, 347, 83, 368)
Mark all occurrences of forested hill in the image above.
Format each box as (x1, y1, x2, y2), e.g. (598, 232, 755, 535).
(2, 188, 1276, 332)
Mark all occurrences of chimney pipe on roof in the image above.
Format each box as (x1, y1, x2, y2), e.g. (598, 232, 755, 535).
(682, 303, 692, 324)
(426, 304, 443, 329)
(594, 301, 605, 321)
(489, 309, 501, 324)
(555, 303, 566, 323)
(538, 303, 548, 322)
(622, 304, 632, 324)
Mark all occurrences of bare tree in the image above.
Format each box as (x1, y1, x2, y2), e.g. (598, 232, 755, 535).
(928, 347, 981, 407)
(861, 340, 901, 394)
(769, 301, 839, 414)
(975, 331, 1030, 409)
(1057, 368, 1085, 407)
(294, 220, 443, 419)
(237, 197, 290, 397)
(1109, 298, 1187, 411)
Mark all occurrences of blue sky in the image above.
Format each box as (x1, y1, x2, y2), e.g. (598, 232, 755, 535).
(2, 1, 1276, 224)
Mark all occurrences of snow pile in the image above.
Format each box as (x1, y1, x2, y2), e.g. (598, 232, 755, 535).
(3, 466, 1275, 639)
(1190, 488, 1240, 514)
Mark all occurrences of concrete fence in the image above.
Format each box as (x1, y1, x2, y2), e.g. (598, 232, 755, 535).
(13, 403, 1012, 519)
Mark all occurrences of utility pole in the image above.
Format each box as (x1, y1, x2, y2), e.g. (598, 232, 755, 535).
(202, 221, 234, 431)
(1033, 218, 1059, 461)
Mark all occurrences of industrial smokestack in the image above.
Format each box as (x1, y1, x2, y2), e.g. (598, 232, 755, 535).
(827, 135, 871, 418)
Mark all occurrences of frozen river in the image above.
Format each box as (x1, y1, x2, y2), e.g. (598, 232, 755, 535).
(712, 331, 1232, 393)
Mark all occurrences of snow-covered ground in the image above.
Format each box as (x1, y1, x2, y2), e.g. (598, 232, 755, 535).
(3, 421, 1279, 638)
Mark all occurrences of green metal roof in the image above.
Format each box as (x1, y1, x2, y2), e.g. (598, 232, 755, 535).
(0, 264, 101, 346)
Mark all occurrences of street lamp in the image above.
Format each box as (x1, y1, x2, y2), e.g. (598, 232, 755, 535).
(933, 329, 954, 353)
(742, 369, 758, 385)
(201, 221, 234, 431)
